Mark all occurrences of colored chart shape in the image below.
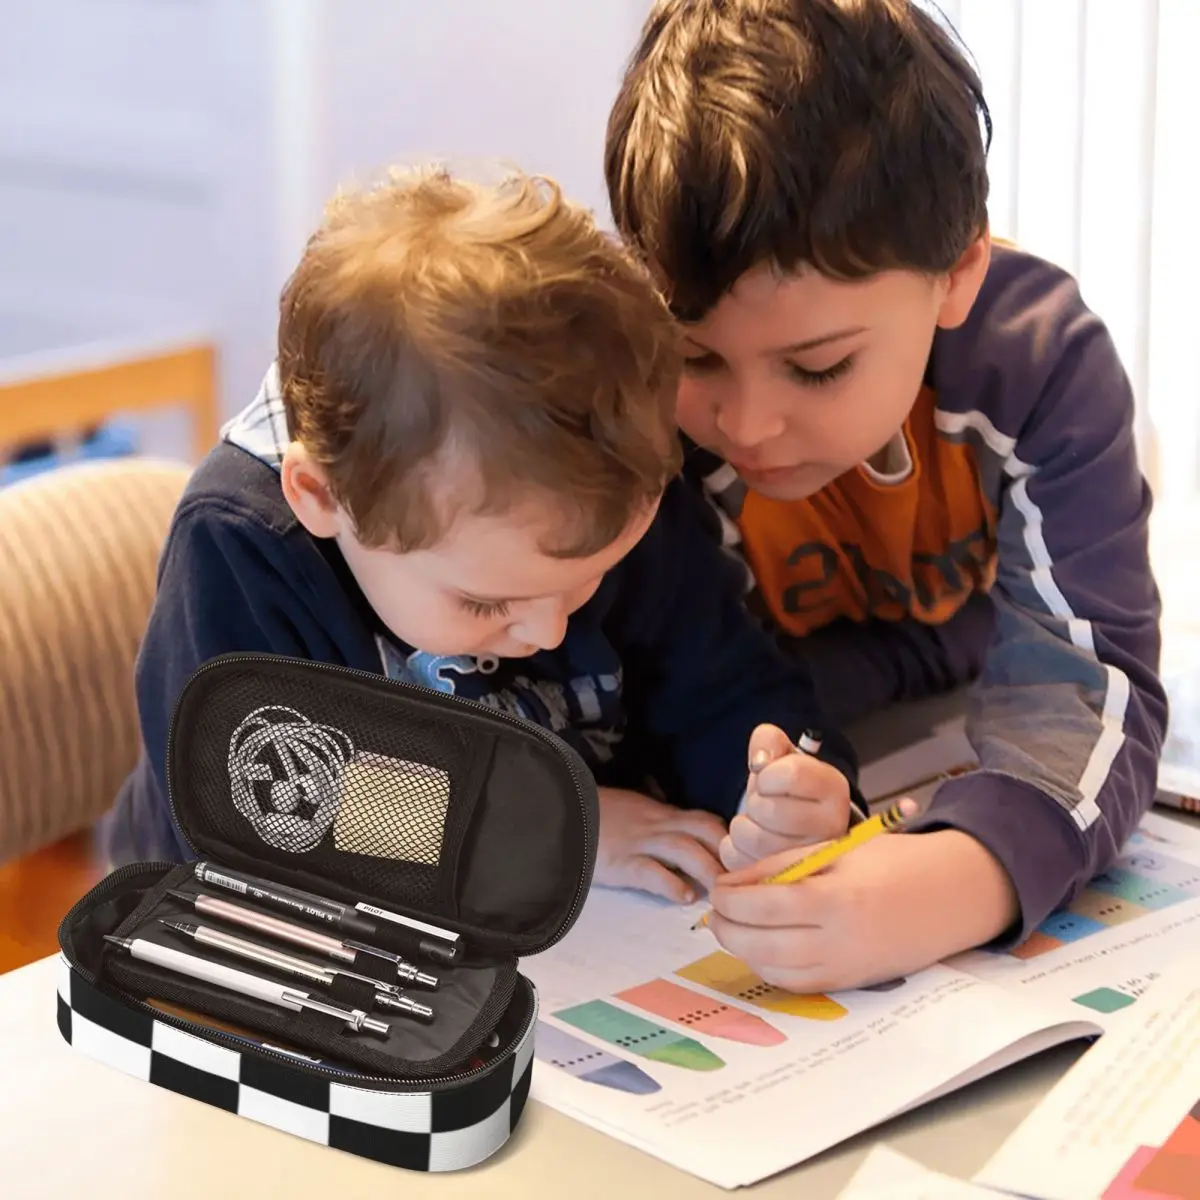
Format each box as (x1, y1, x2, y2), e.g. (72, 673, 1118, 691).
(1004, 846, 1200, 960)
(1163, 1106, 1200, 1157)
(554, 999, 725, 1071)
(1074, 987, 1139, 1015)
(1008, 930, 1067, 960)
(1121, 850, 1200, 892)
(1103, 1102, 1200, 1200)
(675, 951, 848, 1020)
(1089, 868, 1194, 912)
(1068, 891, 1151, 928)
(616, 978, 785, 1047)
(1038, 910, 1109, 944)
(1103, 1146, 1173, 1199)
(534, 1020, 661, 1095)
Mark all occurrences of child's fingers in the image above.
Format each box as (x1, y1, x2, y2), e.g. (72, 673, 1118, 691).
(612, 855, 698, 904)
(718, 833, 755, 873)
(710, 874, 828, 928)
(708, 913, 825, 973)
(725, 812, 815, 864)
(716, 837, 832, 889)
(746, 723, 798, 774)
(644, 832, 723, 892)
(754, 960, 848, 995)
(661, 808, 727, 854)
(752, 751, 847, 802)
(742, 785, 850, 843)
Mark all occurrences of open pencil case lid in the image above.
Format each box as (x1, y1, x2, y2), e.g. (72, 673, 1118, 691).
(166, 652, 598, 957)
(56, 651, 600, 1172)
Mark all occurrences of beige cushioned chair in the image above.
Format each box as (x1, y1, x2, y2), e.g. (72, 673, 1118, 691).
(0, 459, 190, 863)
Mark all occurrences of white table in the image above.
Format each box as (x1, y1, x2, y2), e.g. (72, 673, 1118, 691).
(0, 953, 1080, 1198)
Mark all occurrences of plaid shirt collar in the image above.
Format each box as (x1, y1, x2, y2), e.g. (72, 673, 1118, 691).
(221, 362, 289, 470)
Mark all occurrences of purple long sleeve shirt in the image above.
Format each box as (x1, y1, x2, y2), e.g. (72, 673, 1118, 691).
(685, 242, 1168, 944)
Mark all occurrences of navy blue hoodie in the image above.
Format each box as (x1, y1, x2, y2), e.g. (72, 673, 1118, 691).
(100, 372, 857, 864)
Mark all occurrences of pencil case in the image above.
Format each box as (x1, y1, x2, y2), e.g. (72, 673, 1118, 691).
(56, 652, 598, 1172)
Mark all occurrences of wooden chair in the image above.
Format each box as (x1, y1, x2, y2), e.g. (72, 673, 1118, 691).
(0, 459, 192, 972)
(0, 337, 219, 463)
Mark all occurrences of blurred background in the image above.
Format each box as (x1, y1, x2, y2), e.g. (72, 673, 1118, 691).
(2, 1, 1195, 497)
(0, 0, 652, 473)
(1, 0, 1196, 965)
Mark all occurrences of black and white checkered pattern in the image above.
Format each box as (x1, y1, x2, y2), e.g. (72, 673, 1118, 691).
(56, 956, 536, 1172)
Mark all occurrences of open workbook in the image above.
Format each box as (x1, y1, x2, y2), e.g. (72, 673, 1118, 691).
(523, 727, 1200, 1190)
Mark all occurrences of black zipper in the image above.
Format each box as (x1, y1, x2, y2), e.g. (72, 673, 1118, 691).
(59, 866, 535, 1090)
(165, 652, 597, 953)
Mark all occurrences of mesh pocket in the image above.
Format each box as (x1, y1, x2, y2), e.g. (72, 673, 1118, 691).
(332, 752, 450, 865)
(173, 661, 494, 913)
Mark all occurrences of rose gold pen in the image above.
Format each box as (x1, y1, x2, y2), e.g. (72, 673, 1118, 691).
(166, 888, 439, 991)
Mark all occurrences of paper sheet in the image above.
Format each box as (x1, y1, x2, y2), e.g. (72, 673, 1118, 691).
(975, 955, 1200, 1200)
(863, 724, 1200, 1028)
(945, 812, 1200, 1027)
(524, 889, 1093, 1189)
(836, 1147, 1001, 1198)
(525, 726, 1200, 1187)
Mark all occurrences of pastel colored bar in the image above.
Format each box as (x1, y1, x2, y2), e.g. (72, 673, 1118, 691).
(534, 1021, 661, 1095)
(1066, 889, 1150, 928)
(1009, 931, 1065, 960)
(616, 978, 785, 1047)
(1117, 847, 1200, 894)
(676, 951, 848, 1020)
(553, 1000, 724, 1071)
(1087, 867, 1191, 910)
(1036, 909, 1108, 944)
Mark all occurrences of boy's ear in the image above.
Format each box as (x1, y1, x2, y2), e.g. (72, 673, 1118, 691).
(280, 443, 342, 538)
(935, 229, 992, 330)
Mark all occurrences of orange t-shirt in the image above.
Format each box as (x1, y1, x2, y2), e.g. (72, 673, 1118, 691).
(736, 387, 998, 637)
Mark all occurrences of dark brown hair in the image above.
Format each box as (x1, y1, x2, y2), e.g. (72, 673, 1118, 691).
(605, 0, 992, 320)
(278, 166, 682, 555)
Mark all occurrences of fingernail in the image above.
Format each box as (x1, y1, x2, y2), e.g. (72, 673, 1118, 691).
(749, 749, 771, 773)
(682, 889, 695, 904)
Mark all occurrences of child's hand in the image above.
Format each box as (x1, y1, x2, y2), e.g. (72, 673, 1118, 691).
(719, 724, 853, 872)
(595, 787, 726, 904)
(707, 827, 1020, 992)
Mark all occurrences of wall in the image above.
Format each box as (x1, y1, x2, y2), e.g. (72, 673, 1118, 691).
(0, 0, 652, 447)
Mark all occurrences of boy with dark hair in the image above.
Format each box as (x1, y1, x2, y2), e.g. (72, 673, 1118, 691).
(102, 166, 862, 906)
(606, 0, 1166, 989)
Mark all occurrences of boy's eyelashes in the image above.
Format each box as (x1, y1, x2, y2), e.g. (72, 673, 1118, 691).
(458, 596, 511, 619)
(785, 355, 854, 387)
(680, 351, 855, 387)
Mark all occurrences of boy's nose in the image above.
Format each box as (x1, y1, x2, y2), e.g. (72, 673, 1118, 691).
(512, 600, 569, 652)
(712, 387, 786, 451)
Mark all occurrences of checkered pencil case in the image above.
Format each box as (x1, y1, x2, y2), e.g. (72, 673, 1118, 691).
(57, 653, 598, 1171)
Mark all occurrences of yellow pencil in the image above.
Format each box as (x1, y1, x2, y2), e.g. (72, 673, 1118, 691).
(691, 800, 915, 931)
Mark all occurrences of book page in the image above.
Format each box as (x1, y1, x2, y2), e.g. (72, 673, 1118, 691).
(949, 813, 1200, 1028)
(524, 888, 1094, 1190)
(859, 725, 1200, 1028)
(975, 955, 1200, 1200)
(836, 1147, 1000, 1198)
